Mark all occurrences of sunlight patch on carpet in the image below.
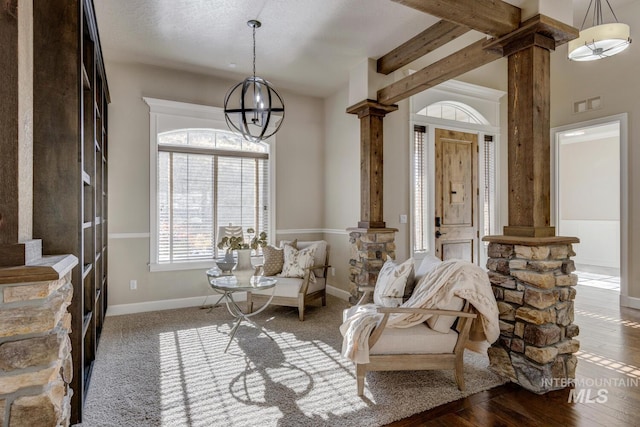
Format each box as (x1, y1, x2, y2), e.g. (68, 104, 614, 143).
(158, 325, 369, 426)
(80, 298, 506, 427)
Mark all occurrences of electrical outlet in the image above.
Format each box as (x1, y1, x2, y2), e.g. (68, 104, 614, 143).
(399, 214, 408, 224)
(130, 280, 137, 290)
(331, 267, 336, 276)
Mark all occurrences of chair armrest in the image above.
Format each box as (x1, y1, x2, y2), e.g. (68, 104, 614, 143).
(303, 264, 331, 271)
(355, 286, 376, 305)
(376, 306, 477, 318)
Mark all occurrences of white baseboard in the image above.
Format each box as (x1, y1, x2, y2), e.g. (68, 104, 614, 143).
(107, 287, 351, 316)
(620, 295, 640, 310)
(107, 292, 247, 316)
(327, 284, 350, 301)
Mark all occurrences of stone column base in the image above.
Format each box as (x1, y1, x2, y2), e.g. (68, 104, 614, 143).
(483, 235, 580, 394)
(347, 227, 397, 304)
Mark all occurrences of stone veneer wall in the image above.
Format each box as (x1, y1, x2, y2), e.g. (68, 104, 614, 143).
(348, 228, 397, 303)
(485, 237, 580, 394)
(0, 260, 75, 426)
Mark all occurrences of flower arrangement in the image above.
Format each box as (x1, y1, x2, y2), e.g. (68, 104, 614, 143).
(217, 228, 267, 253)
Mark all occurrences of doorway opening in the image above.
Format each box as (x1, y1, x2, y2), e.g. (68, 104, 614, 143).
(552, 114, 628, 304)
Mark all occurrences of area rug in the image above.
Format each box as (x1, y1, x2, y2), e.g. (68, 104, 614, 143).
(80, 295, 506, 426)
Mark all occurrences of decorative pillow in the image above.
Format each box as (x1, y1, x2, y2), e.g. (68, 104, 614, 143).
(262, 245, 284, 276)
(373, 258, 415, 307)
(297, 241, 328, 277)
(427, 295, 465, 333)
(278, 239, 298, 250)
(280, 245, 316, 278)
(415, 254, 442, 281)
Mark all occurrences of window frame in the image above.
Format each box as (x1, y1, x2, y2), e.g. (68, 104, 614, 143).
(144, 97, 276, 272)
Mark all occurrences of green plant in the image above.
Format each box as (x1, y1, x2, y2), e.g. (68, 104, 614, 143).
(217, 228, 267, 252)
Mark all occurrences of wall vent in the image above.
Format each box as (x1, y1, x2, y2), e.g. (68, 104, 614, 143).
(573, 96, 602, 114)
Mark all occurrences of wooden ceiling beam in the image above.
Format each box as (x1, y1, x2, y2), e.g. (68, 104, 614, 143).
(392, 0, 521, 38)
(377, 38, 502, 105)
(377, 20, 470, 75)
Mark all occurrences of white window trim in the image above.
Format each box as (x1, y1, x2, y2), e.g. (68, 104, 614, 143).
(143, 97, 276, 272)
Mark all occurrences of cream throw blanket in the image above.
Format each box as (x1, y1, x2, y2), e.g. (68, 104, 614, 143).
(340, 259, 500, 364)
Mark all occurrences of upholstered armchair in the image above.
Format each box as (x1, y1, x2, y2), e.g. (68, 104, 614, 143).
(341, 256, 498, 396)
(248, 240, 330, 321)
(351, 299, 477, 395)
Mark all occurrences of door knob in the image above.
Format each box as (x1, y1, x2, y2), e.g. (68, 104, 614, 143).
(435, 230, 444, 238)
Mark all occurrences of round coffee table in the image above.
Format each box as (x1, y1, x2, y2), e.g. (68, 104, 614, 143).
(206, 270, 277, 352)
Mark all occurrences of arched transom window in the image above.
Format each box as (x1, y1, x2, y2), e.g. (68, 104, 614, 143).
(417, 101, 489, 125)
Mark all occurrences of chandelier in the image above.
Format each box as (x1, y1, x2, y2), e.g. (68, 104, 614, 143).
(568, 0, 631, 61)
(224, 20, 285, 141)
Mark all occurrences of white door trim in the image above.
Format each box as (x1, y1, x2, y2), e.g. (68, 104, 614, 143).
(551, 113, 629, 307)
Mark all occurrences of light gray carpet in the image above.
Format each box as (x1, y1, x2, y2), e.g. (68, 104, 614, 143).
(80, 295, 506, 426)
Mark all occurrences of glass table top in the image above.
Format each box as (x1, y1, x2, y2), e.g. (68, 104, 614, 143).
(206, 269, 277, 292)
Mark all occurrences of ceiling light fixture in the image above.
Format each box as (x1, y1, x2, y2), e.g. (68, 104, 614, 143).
(568, 0, 631, 61)
(224, 20, 284, 141)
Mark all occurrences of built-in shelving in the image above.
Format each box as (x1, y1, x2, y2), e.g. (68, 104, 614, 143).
(32, 1, 109, 423)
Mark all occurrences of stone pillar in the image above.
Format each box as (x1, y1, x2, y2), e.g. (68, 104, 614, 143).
(484, 236, 580, 393)
(0, 255, 77, 426)
(347, 228, 397, 303)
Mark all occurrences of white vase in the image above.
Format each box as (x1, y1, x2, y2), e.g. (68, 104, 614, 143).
(233, 249, 254, 286)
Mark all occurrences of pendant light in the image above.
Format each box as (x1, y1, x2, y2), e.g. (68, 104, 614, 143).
(568, 0, 631, 61)
(224, 20, 285, 141)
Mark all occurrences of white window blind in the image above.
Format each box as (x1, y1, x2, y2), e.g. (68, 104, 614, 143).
(157, 129, 269, 264)
(483, 135, 496, 240)
(413, 125, 428, 253)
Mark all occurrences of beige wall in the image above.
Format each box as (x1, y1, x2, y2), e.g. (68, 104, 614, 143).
(106, 61, 324, 307)
(560, 136, 619, 221)
(550, 0, 639, 300)
(322, 87, 358, 292)
(106, 3, 640, 306)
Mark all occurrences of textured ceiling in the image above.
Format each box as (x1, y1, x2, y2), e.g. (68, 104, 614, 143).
(94, 0, 439, 97)
(94, 0, 634, 98)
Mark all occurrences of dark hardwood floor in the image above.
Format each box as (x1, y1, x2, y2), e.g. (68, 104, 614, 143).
(388, 285, 640, 426)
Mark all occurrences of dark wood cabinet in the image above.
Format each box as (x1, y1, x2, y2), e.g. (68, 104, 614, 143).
(32, 0, 109, 423)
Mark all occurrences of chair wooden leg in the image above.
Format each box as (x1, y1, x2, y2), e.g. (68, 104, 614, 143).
(298, 304, 305, 321)
(356, 364, 366, 396)
(454, 354, 465, 391)
(321, 290, 327, 306)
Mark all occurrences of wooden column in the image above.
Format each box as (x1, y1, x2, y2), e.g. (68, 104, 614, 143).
(504, 34, 555, 238)
(484, 16, 577, 238)
(0, 0, 20, 246)
(0, 0, 41, 266)
(347, 100, 398, 229)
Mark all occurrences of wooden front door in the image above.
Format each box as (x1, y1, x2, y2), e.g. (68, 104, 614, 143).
(434, 128, 478, 263)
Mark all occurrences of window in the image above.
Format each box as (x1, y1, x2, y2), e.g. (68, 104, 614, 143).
(413, 125, 428, 253)
(145, 98, 274, 271)
(417, 101, 489, 125)
(483, 135, 496, 240)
